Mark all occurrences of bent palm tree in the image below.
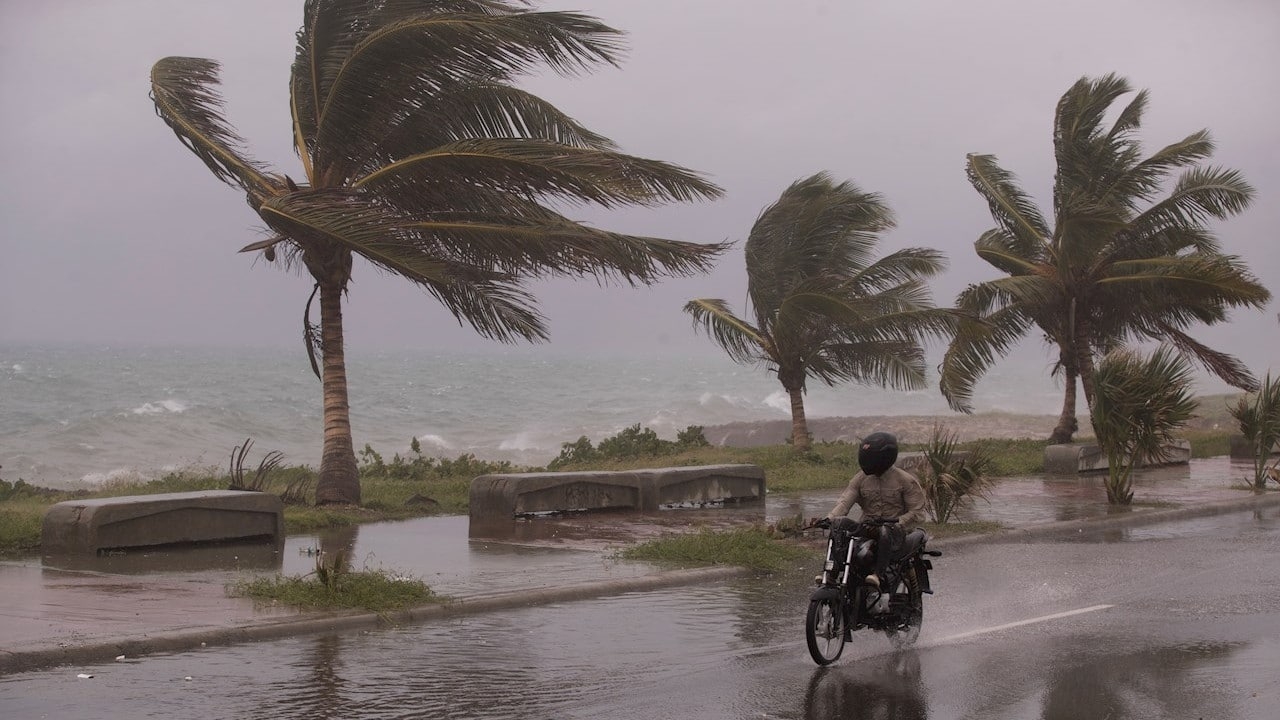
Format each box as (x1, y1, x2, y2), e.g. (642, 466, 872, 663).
(941, 73, 1270, 443)
(151, 1, 724, 505)
(685, 173, 954, 452)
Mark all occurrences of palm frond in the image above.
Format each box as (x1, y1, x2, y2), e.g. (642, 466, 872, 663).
(405, 214, 729, 283)
(939, 294, 1035, 413)
(354, 138, 722, 208)
(336, 81, 619, 182)
(683, 299, 767, 366)
(257, 190, 450, 285)
(848, 248, 947, 294)
(810, 340, 928, 390)
(425, 270, 550, 344)
(150, 57, 278, 199)
(1158, 325, 1258, 391)
(965, 154, 1051, 249)
(313, 10, 625, 161)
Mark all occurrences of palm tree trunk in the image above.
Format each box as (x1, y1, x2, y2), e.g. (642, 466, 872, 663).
(788, 386, 811, 452)
(313, 280, 361, 506)
(1049, 358, 1080, 444)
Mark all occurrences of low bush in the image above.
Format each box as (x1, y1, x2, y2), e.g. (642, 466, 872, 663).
(230, 552, 439, 612)
(617, 526, 812, 572)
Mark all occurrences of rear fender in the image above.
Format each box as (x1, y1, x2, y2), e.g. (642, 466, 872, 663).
(913, 557, 934, 595)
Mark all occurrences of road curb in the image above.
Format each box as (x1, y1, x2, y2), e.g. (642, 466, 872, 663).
(0, 565, 748, 676)
(935, 491, 1280, 549)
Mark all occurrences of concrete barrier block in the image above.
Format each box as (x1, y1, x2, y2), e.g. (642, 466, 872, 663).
(42, 490, 284, 554)
(1229, 435, 1280, 459)
(634, 464, 766, 511)
(469, 464, 766, 527)
(1044, 440, 1191, 474)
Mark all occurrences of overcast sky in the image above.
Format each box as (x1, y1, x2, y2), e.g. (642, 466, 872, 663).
(1, 0, 1276, 380)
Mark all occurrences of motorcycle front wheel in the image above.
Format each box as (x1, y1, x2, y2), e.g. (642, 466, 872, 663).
(805, 596, 847, 665)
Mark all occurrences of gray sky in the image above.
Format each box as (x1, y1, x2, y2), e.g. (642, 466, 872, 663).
(1, 0, 1276, 380)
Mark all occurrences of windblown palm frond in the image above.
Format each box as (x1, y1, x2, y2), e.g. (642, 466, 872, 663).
(150, 57, 280, 201)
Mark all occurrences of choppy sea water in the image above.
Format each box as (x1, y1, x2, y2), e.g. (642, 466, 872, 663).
(3, 342, 1079, 487)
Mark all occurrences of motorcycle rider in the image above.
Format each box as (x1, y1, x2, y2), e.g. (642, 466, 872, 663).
(823, 431, 926, 591)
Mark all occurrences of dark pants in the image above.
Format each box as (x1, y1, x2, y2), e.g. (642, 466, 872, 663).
(872, 523, 905, 581)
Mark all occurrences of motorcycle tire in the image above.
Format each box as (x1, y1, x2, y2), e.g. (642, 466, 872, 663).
(805, 596, 847, 665)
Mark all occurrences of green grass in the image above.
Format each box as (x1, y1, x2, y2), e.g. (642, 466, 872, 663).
(618, 526, 813, 571)
(0, 507, 45, 553)
(229, 568, 440, 612)
(0, 421, 1243, 555)
(917, 520, 1005, 539)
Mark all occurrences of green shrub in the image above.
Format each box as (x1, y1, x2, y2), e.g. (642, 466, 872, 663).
(1228, 372, 1280, 489)
(919, 425, 998, 523)
(231, 560, 438, 612)
(548, 424, 710, 469)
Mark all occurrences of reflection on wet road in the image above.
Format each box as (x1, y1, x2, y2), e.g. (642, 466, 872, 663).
(3, 508, 1277, 719)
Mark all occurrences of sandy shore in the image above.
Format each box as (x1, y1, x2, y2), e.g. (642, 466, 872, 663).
(701, 412, 1078, 448)
(702, 394, 1240, 448)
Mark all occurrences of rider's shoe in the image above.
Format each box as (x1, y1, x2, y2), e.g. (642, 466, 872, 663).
(864, 573, 881, 590)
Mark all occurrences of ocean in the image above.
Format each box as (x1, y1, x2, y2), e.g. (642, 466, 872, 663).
(0, 342, 1167, 488)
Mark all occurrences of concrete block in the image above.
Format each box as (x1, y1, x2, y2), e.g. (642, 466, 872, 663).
(42, 490, 284, 554)
(1044, 440, 1191, 474)
(469, 464, 766, 529)
(1229, 434, 1280, 459)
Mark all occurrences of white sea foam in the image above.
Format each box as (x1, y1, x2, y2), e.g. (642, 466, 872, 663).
(498, 432, 542, 452)
(11, 364, 23, 374)
(413, 433, 452, 450)
(131, 399, 188, 415)
(80, 467, 150, 485)
(763, 390, 790, 414)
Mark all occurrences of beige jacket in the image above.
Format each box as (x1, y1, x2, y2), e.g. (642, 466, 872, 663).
(826, 465, 927, 527)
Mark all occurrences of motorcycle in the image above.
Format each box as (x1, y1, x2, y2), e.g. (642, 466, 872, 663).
(804, 517, 941, 665)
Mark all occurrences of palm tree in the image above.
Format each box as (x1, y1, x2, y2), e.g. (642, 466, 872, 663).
(150, 1, 725, 505)
(684, 173, 954, 452)
(940, 73, 1270, 443)
(1090, 346, 1197, 505)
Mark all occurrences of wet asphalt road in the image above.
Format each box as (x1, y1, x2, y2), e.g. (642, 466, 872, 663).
(3, 507, 1278, 719)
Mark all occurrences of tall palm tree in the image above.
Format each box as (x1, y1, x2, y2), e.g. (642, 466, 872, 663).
(940, 73, 1270, 443)
(150, 0, 725, 505)
(685, 173, 954, 452)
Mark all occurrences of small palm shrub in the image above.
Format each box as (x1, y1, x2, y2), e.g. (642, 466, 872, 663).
(1228, 372, 1280, 489)
(547, 424, 709, 469)
(1091, 346, 1197, 505)
(918, 424, 997, 523)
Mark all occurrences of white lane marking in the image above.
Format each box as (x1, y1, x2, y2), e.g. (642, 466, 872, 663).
(932, 604, 1114, 645)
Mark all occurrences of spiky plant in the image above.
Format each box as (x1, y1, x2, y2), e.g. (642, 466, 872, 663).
(919, 424, 997, 523)
(1090, 346, 1198, 505)
(1227, 373, 1280, 489)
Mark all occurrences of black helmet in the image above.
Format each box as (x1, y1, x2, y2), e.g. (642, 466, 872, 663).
(858, 432, 898, 476)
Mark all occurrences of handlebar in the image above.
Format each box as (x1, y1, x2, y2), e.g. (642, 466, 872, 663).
(804, 516, 899, 532)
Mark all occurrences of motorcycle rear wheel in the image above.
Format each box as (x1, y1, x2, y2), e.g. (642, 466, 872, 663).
(805, 596, 847, 665)
(885, 568, 924, 649)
